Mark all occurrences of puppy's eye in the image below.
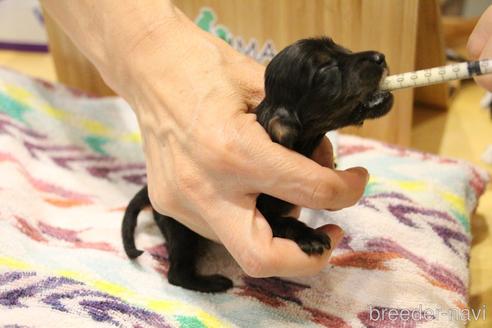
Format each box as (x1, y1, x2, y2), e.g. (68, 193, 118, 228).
(312, 61, 341, 90)
(317, 62, 338, 76)
(319, 61, 338, 72)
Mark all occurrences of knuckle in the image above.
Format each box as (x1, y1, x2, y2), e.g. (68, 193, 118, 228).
(205, 115, 258, 174)
(173, 168, 216, 214)
(198, 130, 239, 173)
(211, 138, 238, 171)
(175, 170, 199, 193)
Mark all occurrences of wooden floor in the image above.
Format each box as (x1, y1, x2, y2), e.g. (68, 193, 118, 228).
(1, 50, 491, 326)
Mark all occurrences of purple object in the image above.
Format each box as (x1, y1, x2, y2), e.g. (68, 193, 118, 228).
(0, 41, 48, 52)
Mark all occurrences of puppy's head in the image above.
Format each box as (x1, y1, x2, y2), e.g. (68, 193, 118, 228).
(263, 38, 394, 136)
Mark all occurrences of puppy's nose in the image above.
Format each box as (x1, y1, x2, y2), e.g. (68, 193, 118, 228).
(371, 52, 385, 66)
(356, 51, 386, 67)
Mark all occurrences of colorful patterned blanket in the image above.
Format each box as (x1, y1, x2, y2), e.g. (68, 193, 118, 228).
(0, 67, 489, 328)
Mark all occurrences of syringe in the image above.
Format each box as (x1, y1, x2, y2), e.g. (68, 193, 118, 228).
(380, 59, 492, 91)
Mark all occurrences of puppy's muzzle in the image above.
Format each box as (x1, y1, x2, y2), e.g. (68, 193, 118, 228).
(357, 51, 394, 118)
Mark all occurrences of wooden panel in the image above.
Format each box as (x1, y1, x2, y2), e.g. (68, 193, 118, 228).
(44, 0, 429, 145)
(414, 0, 449, 109)
(177, 0, 420, 145)
(43, 11, 114, 96)
(442, 15, 479, 57)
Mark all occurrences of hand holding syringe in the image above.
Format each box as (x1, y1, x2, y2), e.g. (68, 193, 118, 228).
(380, 59, 492, 91)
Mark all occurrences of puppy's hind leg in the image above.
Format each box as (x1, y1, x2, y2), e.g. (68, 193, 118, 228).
(154, 213, 233, 293)
(268, 215, 331, 255)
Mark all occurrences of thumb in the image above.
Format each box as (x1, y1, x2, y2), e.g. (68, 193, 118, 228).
(254, 140, 368, 210)
(210, 196, 345, 277)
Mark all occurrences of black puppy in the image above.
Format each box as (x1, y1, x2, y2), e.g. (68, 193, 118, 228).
(122, 38, 394, 293)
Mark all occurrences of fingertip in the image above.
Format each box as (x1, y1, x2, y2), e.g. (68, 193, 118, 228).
(345, 166, 369, 181)
(345, 165, 368, 175)
(268, 238, 333, 277)
(316, 166, 368, 210)
(467, 5, 492, 60)
(317, 224, 344, 247)
(474, 74, 492, 92)
(341, 166, 369, 196)
(467, 34, 483, 60)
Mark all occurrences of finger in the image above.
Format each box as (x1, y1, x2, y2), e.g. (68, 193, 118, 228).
(288, 136, 334, 220)
(283, 136, 334, 220)
(251, 140, 368, 210)
(266, 224, 344, 277)
(468, 6, 492, 90)
(473, 38, 492, 91)
(211, 200, 344, 277)
(468, 5, 492, 59)
(311, 135, 334, 168)
(317, 224, 345, 241)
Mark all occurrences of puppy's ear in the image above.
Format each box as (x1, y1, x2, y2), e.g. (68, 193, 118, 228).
(266, 107, 301, 149)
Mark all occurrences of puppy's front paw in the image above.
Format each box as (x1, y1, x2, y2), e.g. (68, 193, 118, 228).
(296, 230, 331, 255)
(269, 216, 331, 255)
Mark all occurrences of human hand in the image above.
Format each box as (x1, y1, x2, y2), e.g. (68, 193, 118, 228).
(468, 5, 492, 91)
(99, 8, 368, 277)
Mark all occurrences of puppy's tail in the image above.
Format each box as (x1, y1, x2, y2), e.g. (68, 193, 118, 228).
(122, 185, 150, 259)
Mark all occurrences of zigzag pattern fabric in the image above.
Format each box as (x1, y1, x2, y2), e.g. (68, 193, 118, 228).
(0, 67, 488, 327)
